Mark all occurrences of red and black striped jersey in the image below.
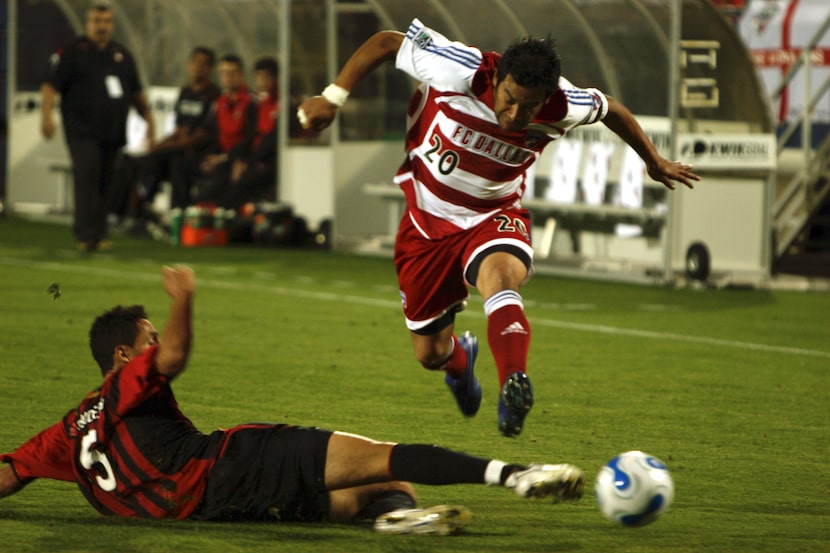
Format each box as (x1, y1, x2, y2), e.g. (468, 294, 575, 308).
(393, 18, 608, 239)
(1, 346, 224, 519)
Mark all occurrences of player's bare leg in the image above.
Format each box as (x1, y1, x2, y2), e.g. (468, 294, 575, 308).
(409, 325, 455, 369)
(324, 432, 398, 489)
(476, 251, 535, 437)
(476, 251, 528, 298)
(411, 325, 482, 416)
(323, 431, 584, 532)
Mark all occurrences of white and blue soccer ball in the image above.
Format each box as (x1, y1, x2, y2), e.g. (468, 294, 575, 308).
(595, 450, 674, 526)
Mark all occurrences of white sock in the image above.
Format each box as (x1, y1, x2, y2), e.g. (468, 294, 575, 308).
(484, 460, 507, 486)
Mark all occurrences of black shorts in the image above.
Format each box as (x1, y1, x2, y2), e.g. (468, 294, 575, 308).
(190, 424, 333, 522)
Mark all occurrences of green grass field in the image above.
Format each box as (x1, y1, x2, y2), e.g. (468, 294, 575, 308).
(0, 217, 828, 553)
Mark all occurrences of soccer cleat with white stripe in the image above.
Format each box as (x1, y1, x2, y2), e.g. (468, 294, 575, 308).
(505, 463, 585, 503)
(374, 504, 472, 535)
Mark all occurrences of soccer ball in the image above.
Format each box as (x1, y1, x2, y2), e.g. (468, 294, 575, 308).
(594, 451, 674, 526)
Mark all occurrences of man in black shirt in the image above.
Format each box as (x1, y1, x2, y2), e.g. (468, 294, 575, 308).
(120, 47, 220, 225)
(41, 0, 153, 252)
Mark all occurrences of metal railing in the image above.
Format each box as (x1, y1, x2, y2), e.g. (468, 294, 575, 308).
(771, 12, 830, 258)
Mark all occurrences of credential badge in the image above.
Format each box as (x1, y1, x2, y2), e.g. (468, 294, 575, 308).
(414, 31, 433, 50)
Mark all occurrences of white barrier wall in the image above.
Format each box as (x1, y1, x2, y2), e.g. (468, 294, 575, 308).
(336, 115, 776, 283)
(7, 87, 178, 212)
(8, 92, 71, 209)
(281, 146, 335, 230)
(332, 141, 404, 247)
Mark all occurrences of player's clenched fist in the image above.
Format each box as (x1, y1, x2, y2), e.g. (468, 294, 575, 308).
(297, 95, 339, 132)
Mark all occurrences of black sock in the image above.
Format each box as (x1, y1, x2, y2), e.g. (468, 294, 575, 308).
(355, 490, 417, 521)
(501, 464, 526, 485)
(388, 444, 490, 485)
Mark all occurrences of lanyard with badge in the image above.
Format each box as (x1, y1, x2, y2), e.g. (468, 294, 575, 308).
(105, 49, 124, 99)
(105, 75, 123, 99)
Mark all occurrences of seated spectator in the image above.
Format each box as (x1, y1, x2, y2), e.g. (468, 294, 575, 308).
(217, 56, 280, 209)
(109, 46, 219, 233)
(197, 54, 257, 205)
(151, 46, 220, 208)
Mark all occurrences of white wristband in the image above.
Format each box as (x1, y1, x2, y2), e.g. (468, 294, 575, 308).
(321, 83, 350, 107)
(297, 108, 309, 127)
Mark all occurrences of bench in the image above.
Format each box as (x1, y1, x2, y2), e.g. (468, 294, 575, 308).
(43, 159, 74, 214)
(362, 183, 667, 258)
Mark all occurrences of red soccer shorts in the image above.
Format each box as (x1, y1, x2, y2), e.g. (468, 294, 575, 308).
(393, 208, 534, 333)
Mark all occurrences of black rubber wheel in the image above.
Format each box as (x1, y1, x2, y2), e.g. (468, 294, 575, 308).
(686, 242, 711, 281)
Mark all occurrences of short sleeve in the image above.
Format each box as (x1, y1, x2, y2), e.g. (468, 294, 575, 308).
(0, 422, 74, 483)
(559, 77, 608, 126)
(174, 88, 187, 127)
(395, 18, 482, 93)
(530, 76, 609, 137)
(45, 48, 71, 92)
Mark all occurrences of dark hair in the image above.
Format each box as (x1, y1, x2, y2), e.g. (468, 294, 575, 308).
(254, 56, 279, 77)
(497, 36, 561, 96)
(220, 54, 244, 70)
(191, 46, 216, 67)
(89, 305, 147, 376)
(89, 0, 113, 13)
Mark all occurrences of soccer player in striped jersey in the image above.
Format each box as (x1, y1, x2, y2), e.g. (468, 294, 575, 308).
(0, 265, 585, 534)
(298, 19, 699, 437)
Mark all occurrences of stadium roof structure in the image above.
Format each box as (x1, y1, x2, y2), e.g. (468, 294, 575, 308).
(41, 0, 286, 90)
(43, 0, 772, 133)
(363, 0, 773, 133)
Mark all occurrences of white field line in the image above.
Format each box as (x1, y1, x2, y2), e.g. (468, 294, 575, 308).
(3, 257, 829, 360)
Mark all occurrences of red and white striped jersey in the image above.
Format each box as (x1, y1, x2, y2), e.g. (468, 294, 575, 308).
(394, 18, 609, 239)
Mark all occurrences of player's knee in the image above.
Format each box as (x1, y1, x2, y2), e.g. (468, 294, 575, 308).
(476, 254, 529, 297)
(484, 266, 527, 296)
(418, 352, 448, 371)
(411, 323, 454, 370)
(487, 263, 525, 288)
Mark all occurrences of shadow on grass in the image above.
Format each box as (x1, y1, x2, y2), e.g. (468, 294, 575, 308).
(1, 508, 588, 552)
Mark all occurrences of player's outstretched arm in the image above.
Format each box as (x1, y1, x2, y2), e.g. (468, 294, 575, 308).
(0, 464, 24, 499)
(297, 30, 405, 132)
(155, 265, 195, 379)
(602, 96, 700, 190)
